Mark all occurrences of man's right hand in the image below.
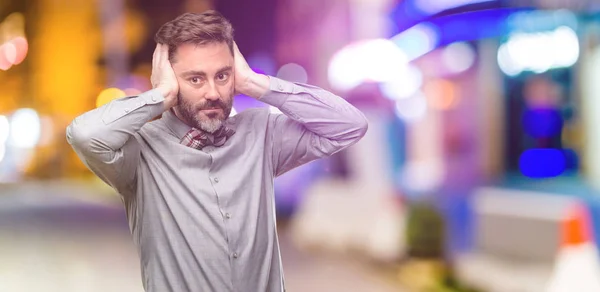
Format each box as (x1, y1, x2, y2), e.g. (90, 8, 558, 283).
(151, 43, 179, 109)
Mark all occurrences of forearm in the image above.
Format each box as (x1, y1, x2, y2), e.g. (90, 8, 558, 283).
(66, 89, 166, 156)
(261, 77, 368, 143)
(238, 73, 270, 99)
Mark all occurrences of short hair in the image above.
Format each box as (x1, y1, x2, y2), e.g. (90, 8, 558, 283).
(154, 10, 234, 62)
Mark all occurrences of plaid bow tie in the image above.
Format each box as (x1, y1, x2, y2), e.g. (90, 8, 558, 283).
(180, 126, 235, 150)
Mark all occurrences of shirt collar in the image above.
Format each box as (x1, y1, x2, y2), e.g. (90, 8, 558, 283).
(161, 109, 193, 140)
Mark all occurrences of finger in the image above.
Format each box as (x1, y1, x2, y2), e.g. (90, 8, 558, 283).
(233, 43, 249, 71)
(152, 43, 161, 68)
(233, 41, 241, 56)
(161, 44, 170, 66)
(158, 45, 166, 64)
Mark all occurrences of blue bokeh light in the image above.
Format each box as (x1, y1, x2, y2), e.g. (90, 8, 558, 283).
(519, 148, 566, 178)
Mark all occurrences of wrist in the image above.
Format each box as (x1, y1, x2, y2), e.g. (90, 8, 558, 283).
(157, 85, 177, 109)
(157, 85, 174, 99)
(239, 73, 270, 99)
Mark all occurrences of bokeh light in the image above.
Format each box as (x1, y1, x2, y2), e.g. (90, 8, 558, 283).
(553, 26, 580, 67)
(328, 43, 364, 91)
(0, 36, 29, 70)
(442, 42, 476, 74)
(0, 115, 9, 144)
(519, 148, 566, 178)
(8, 109, 41, 148)
(424, 79, 459, 110)
(96, 88, 127, 108)
(0, 144, 5, 164)
(276, 63, 308, 83)
(9, 36, 28, 65)
(2, 42, 17, 64)
(400, 160, 445, 193)
(379, 64, 423, 100)
(391, 22, 439, 61)
(497, 26, 579, 76)
(497, 44, 520, 76)
(394, 92, 428, 122)
(328, 39, 409, 91)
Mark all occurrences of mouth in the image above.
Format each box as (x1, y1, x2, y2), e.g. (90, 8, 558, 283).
(200, 106, 222, 110)
(200, 108, 223, 114)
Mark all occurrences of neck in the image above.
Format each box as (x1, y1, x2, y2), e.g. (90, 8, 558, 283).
(171, 107, 195, 129)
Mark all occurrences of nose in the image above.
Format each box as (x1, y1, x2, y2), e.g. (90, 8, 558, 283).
(205, 81, 220, 101)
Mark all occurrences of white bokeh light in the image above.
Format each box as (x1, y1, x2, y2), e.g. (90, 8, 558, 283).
(276, 63, 308, 84)
(328, 43, 365, 91)
(400, 160, 445, 193)
(328, 39, 409, 91)
(394, 92, 428, 122)
(0, 144, 5, 163)
(497, 26, 579, 76)
(553, 26, 580, 67)
(9, 108, 41, 148)
(497, 44, 520, 76)
(442, 42, 476, 73)
(379, 64, 423, 100)
(391, 23, 439, 61)
(0, 115, 9, 144)
(360, 39, 409, 83)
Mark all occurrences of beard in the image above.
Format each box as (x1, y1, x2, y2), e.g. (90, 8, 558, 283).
(176, 91, 233, 133)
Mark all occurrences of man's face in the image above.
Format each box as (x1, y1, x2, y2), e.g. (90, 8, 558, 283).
(171, 42, 234, 133)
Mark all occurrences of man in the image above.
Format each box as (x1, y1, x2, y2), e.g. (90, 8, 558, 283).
(67, 10, 368, 292)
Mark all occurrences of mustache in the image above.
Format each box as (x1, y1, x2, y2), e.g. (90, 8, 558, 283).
(198, 100, 226, 110)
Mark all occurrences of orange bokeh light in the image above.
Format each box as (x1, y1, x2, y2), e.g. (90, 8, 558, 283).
(424, 79, 460, 110)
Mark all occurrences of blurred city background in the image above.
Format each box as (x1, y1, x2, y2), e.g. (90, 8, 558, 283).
(2, 0, 600, 291)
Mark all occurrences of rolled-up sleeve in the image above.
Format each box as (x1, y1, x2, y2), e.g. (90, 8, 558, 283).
(66, 89, 166, 193)
(260, 77, 368, 177)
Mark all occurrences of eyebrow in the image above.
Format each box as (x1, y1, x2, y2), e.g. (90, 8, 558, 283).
(181, 66, 233, 78)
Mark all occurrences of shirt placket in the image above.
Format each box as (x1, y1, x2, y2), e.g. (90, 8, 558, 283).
(207, 150, 237, 291)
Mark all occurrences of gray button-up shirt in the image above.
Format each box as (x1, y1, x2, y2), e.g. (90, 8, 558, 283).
(66, 76, 368, 292)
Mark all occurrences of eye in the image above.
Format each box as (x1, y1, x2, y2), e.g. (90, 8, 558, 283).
(217, 72, 230, 82)
(190, 77, 202, 85)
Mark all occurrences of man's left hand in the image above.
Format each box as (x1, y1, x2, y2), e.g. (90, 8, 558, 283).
(233, 42, 270, 99)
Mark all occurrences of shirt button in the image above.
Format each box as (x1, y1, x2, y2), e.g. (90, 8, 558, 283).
(125, 108, 130, 113)
(213, 177, 219, 183)
(278, 84, 284, 91)
(233, 252, 239, 258)
(151, 96, 157, 102)
(225, 213, 231, 219)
